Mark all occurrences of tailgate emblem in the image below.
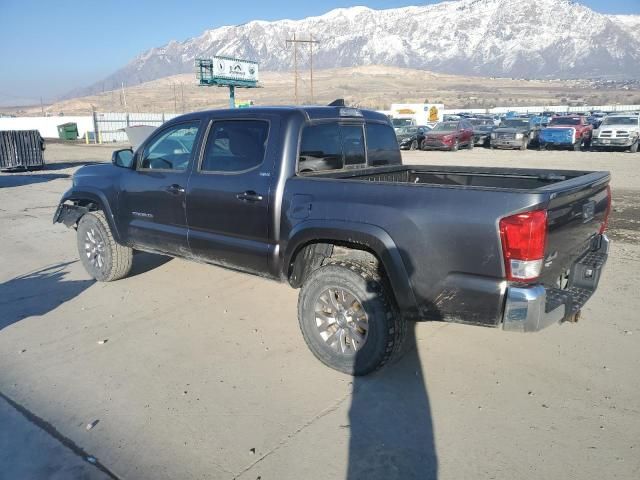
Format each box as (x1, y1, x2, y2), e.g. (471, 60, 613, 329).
(582, 201, 595, 222)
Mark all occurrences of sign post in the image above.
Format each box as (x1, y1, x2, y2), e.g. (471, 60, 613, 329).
(196, 56, 259, 108)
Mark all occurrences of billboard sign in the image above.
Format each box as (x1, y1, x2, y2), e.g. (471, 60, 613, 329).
(211, 56, 259, 84)
(390, 103, 444, 124)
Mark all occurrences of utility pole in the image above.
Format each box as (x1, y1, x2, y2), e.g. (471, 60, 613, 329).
(286, 34, 319, 104)
(121, 82, 127, 109)
(40, 96, 44, 116)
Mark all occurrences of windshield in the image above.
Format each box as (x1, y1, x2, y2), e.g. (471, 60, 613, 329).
(499, 119, 529, 128)
(396, 126, 418, 135)
(549, 117, 580, 126)
(601, 116, 638, 126)
(432, 122, 457, 132)
(392, 119, 413, 127)
(470, 119, 493, 126)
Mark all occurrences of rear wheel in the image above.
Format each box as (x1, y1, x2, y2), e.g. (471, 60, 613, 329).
(297, 261, 407, 376)
(77, 211, 133, 282)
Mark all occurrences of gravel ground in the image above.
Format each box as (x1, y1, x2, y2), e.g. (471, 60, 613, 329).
(0, 143, 638, 480)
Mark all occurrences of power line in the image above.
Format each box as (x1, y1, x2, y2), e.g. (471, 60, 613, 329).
(286, 34, 319, 104)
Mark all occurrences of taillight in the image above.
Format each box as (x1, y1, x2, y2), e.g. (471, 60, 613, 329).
(600, 185, 611, 234)
(499, 210, 547, 282)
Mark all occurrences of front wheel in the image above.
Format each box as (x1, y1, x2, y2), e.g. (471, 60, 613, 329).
(468, 139, 474, 150)
(451, 140, 459, 152)
(297, 261, 407, 376)
(409, 139, 418, 151)
(629, 140, 638, 153)
(77, 211, 133, 282)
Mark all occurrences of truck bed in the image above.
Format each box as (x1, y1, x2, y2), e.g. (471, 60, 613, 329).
(289, 164, 610, 326)
(304, 164, 604, 192)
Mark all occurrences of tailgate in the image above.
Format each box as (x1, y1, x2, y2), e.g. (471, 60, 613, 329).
(540, 128, 574, 144)
(540, 177, 610, 287)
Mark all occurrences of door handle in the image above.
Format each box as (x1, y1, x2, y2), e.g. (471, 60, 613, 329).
(236, 190, 263, 202)
(165, 184, 185, 195)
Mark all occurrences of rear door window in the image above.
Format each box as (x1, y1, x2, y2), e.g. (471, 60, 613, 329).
(201, 120, 269, 173)
(365, 123, 401, 166)
(299, 123, 343, 172)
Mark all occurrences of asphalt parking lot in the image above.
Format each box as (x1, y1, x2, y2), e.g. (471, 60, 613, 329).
(1, 144, 639, 480)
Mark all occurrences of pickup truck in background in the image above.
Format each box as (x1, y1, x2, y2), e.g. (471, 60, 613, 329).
(539, 116, 593, 151)
(490, 117, 540, 150)
(591, 114, 640, 153)
(54, 106, 611, 376)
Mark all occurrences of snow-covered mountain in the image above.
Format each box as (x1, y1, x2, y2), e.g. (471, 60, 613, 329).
(81, 0, 640, 96)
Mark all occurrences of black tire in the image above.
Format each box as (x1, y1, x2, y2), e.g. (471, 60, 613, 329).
(468, 139, 474, 150)
(451, 140, 459, 152)
(420, 139, 427, 150)
(630, 141, 639, 153)
(297, 261, 407, 376)
(77, 211, 133, 282)
(410, 140, 418, 151)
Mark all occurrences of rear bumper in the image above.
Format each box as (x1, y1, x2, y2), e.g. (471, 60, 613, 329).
(503, 235, 609, 332)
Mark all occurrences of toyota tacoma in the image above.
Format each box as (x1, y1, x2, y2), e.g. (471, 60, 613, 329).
(54, 106, 612, 375)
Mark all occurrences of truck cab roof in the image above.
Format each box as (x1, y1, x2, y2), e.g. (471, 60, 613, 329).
(171, 106, 390, 124)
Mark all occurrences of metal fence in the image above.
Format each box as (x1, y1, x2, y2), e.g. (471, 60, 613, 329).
(0, 130, 45, 170)
(443, 104, 640, 115)
(93, 112, 180, 143)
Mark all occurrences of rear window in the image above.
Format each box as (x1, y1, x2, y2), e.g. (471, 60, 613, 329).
(366, 123, 401, 166)
(298, 122, 400, 173)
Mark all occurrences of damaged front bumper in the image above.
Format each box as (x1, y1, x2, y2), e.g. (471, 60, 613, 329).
(502, 235, 609, 332)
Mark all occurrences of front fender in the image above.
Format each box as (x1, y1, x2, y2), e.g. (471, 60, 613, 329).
(54, 187, 121, 242)
(282, 220, 419, 315)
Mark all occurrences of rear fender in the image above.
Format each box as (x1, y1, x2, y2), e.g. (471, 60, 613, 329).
(283, 220, 419, 315)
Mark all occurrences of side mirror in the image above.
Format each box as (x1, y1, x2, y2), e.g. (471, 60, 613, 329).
(112, 148, 134, 168)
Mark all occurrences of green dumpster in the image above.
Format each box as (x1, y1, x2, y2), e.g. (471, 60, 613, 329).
(57, 122, 79, 140)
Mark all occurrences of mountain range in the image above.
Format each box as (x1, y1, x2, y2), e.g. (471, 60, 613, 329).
(78, 0, 640, 97)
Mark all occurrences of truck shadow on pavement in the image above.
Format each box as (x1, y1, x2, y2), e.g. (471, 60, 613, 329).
(0, 173, 70, 188)
(0, 261, 94, 330)
(348, 251, 438, 480)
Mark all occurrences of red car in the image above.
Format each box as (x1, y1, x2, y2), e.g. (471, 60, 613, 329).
(421, 120, 474, 151)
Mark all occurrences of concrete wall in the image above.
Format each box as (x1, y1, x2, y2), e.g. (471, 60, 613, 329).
(0, 116, 94, 139)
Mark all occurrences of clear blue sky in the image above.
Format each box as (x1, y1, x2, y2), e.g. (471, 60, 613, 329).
(0, 0, 637, 105)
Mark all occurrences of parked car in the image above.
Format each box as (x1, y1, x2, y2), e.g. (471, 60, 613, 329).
(539, 116, 593, 151)
(53, 105, 611, 376)
(421, 120, 474, 151)
(396, 125, 432, 150)
(591, 114, 640, 153)
(469, 119, 496, 147)
(490, 118, 540, 150)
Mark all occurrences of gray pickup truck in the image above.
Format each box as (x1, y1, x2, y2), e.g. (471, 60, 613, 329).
(54, 106, 611, 375)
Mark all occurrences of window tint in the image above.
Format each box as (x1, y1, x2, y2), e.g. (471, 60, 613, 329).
(141, 121, 200, 171)
(201, 120, 268, 172)
(341, 125, 366, 166)
(365, 123, 401, 166)
(299, 123, 343, 172)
